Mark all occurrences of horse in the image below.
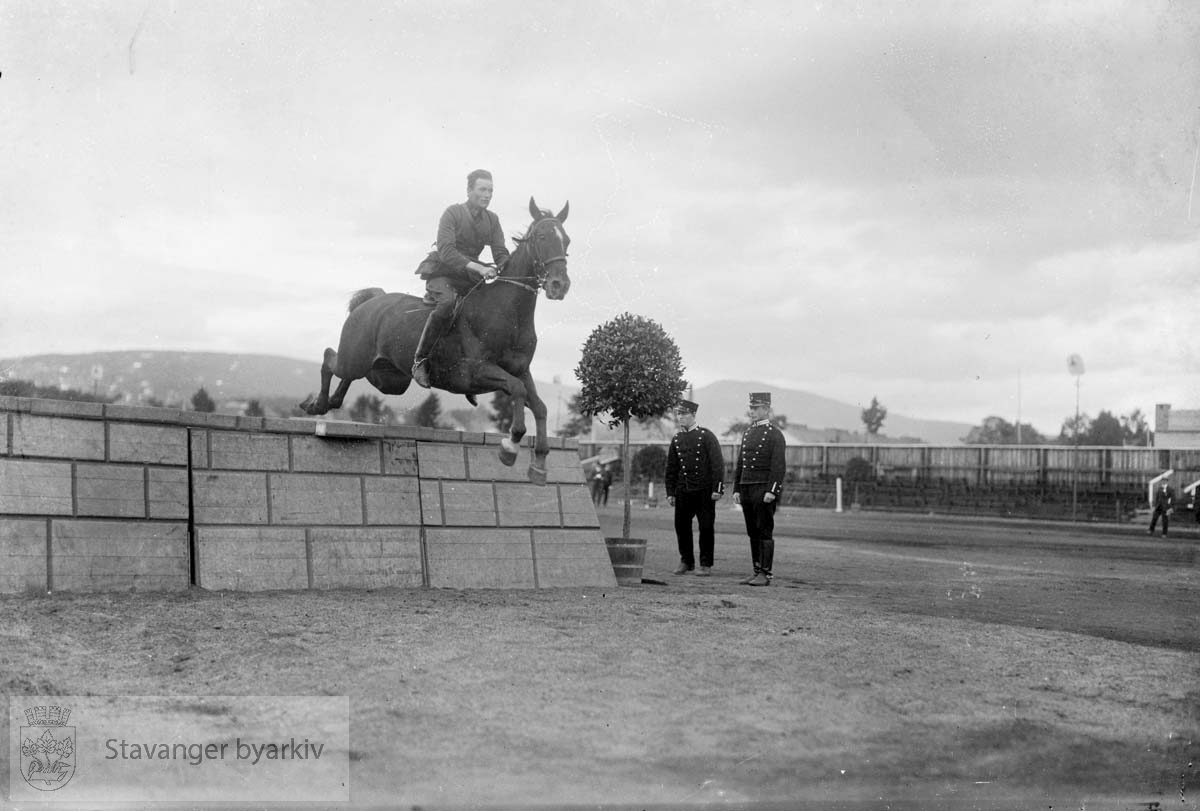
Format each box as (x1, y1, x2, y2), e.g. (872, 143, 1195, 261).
(299, 197, 570, 484)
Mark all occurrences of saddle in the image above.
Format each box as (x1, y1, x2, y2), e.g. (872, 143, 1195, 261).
(415, 251, 473, 290)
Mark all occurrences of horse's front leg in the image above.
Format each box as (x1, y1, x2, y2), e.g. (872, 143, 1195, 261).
(469, 362, 528, 467)
(519, 371, 550, 485)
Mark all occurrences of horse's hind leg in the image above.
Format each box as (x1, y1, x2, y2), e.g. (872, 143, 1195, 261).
(301, 347, 341, 415)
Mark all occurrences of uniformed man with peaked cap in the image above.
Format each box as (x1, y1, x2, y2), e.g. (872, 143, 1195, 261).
(665, 398, 726, 576)
(733, 391, 787, 585)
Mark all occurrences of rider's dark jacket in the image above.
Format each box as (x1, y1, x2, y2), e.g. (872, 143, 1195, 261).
(416, 202, 510, 292)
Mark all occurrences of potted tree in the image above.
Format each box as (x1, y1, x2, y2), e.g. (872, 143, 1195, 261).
(575, 313, 686, 584)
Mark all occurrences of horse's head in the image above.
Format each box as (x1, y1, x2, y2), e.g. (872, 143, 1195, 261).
(521, 196, 571, 301)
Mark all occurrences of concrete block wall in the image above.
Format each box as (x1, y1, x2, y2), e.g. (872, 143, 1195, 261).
(0, 396, 615, 593)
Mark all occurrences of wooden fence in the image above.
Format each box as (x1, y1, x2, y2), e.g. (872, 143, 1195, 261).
(578, 441, 1200, 523)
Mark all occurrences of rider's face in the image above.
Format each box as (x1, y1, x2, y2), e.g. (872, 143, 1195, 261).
(467, 179, 494, 209)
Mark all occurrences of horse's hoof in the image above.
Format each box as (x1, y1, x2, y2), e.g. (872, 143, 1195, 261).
(527, 465, 547, 485)
(499, 447, 518, 466)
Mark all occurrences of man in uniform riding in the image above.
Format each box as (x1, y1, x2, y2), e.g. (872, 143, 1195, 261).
(412, 169, 511, 388)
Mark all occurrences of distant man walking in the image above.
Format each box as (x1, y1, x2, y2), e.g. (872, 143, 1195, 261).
(665, 398, 725, 576)
(733, 392, 786, 586)
(1148, 477, 1175, 537)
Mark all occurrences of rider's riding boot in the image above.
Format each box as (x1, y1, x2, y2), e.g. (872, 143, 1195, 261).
(411, 300, 455, 388)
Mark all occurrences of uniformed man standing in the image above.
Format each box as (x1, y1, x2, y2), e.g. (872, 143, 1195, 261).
(665, 398, 725, 576)
(733, 392, 787, 586)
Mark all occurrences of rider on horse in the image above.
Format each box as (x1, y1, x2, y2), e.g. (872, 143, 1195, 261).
(411, 169, 511, 388)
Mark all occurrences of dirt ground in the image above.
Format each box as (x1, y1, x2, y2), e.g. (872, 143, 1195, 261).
(2, 506, 1197, 810)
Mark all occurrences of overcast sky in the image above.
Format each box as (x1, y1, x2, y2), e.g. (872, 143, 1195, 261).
(2, 0, 1197, 435)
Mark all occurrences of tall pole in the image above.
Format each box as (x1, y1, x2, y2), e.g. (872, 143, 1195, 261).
(1072, 375, 1079, 521)
(1067, 354, 1085, 521)
(1016, 369, 1022, 445)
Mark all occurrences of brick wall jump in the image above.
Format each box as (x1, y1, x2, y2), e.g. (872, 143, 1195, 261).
(0, 396, 615, 593)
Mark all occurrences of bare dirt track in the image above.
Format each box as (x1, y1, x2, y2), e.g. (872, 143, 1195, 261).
(2, 506, 1198, 810)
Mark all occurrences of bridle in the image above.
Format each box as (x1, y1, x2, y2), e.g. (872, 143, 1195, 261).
(494, 217, 568, 294)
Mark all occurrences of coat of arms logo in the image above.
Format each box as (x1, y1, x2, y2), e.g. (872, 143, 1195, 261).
(20, 704, 76, 790)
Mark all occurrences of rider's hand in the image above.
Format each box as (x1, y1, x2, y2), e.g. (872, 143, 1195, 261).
(468, 261, 497, 280)
(711, 491, 722, 501)
(667, 496, 675, 507)
(733, 491, 740, 505)
(764, 492, 776, 504)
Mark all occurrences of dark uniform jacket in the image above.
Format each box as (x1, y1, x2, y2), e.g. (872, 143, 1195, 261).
(1153, 485, 1174, 511)
(665, 426, 725, 497)
(733, 420, 787, 497)
(416, 203, 511, 290)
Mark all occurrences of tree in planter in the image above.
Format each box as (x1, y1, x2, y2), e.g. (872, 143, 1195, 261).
(575, 313, 687, 542)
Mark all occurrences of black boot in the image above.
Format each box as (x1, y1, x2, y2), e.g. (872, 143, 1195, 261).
(411, 303, 454, 388)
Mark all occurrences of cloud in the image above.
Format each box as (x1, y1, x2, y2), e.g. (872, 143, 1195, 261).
(3, 0, 1198, 436)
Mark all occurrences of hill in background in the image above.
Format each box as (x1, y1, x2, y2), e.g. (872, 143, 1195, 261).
(0, 351, 972, 444)
(688, 380, 972, 445)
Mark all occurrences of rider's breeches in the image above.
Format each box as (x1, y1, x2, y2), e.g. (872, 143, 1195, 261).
(414, 297, 456, 361)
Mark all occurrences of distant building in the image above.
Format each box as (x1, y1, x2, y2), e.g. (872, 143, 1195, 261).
(1154, 404, 1200, 449)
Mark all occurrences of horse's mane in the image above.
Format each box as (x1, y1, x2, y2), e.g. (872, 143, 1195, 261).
(510, 210, 555, 244)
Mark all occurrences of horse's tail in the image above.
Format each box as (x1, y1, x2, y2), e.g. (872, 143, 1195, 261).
(348, 288, 386, 313)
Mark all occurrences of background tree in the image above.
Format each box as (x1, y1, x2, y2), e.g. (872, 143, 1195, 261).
(844, 456, 874, 483)
(191, 387, 216, 413)
(723, 414, 788, 438)
(1084, 410, 1124, 446)
(349, 394, 398, 425)
(575, 313, 686, 542)
(964, 416, 1046, 445)
(631, 445, 668, 484)
(1120, 409, 1151, 446)
(406, 393, 445, 428)
(0, 378, 114, 404)
(555, 393, 594, 438)
(1058, 412, 1092, 444)
(489, 391, 515, 434)
(861, 396, 887, 438)
(244, 399, 265, 417)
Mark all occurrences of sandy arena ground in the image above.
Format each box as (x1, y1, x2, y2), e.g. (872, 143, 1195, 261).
(2, 505, 1197, 810)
